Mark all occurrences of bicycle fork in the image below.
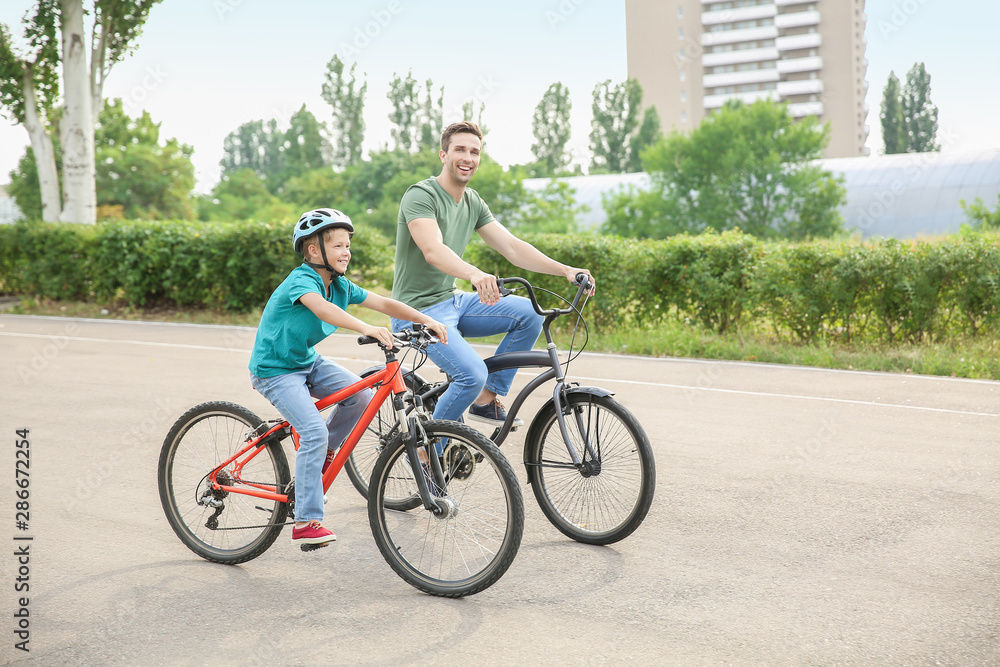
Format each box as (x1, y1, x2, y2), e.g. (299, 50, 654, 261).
(395, 401, 453, 516)
(546, 343, 601, 471)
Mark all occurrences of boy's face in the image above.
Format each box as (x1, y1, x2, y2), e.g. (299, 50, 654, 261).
(307, 228, 351, 273)
(440, 132, 482, 184)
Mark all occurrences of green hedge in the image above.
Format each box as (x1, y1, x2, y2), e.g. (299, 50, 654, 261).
(1, 220, 998, 343)
(0, 220, 393, 311)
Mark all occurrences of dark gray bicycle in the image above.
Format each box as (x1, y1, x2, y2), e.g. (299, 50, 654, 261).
(345, 274, 655, 545)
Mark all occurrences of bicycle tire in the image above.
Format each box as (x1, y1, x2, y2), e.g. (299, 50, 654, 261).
(525, 394, 654, 545)
(158, 401, 290, 564)
(369, 420, 524, 598)
(345, 369, 438, 509)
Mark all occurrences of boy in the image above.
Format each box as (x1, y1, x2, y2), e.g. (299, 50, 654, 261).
(249, 208, 447, 546)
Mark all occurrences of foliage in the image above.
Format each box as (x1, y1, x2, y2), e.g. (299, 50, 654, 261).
(219, 106, 328, 193)
(197, 169, 296, 223)
(0, 2, 60, 127)
(589, 78, 642, 174)
(882, 63, 939, 154)
(94, 99, 195, 219)
(320, 55, 367, 169)
(603, 100, 845, 240)
(960, 193, 1000, 230)
(901, 62, 939, 153)
(880, 71, 906, 154)
(387, 71, 443, 152)
(628, 105, 661, 173)
(2, 224, 998, 344)
(530, 82, 573, 176)
(505, 179, 588, 234)
(9, 100, 195, 221)
(0, 219, 392, 311)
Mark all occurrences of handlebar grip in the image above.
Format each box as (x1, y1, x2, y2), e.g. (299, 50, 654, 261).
(357, 335, 379, 346)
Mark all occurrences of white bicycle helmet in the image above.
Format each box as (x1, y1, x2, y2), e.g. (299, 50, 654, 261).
(292, 208, 354, 254)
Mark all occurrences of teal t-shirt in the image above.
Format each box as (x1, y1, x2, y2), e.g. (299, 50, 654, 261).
(392, 176, 494, 310)
(249, 264, 368, 378)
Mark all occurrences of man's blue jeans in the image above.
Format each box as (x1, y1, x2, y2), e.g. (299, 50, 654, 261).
(251, 357, 372, 523)
(391, 292, 543, 423)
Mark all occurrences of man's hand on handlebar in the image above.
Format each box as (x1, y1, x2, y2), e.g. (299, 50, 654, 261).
(564, 267, 596, 296)
(471, 270, 501, 306)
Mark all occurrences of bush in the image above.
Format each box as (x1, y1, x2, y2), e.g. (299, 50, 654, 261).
(0, 219, 393, 311)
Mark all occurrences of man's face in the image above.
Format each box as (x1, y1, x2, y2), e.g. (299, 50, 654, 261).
(440, 132, 482, 184)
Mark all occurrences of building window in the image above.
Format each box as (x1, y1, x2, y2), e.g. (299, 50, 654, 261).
(678, 6, 683, 19)
(679, 27, 684, 39)
(679, 47, 685, 61)
(680, 70, 686, 82)
(681, 90, 687, 102)
(681, 111, 687, 123)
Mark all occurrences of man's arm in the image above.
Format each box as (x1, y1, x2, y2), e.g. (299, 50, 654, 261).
(408, 217, 505, 305)
(477, 221, 595, 291)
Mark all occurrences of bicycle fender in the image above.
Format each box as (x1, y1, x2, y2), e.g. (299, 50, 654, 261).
(522, 386, 615, 483)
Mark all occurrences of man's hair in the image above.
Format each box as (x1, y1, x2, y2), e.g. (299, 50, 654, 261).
(441, 121, 483, 152)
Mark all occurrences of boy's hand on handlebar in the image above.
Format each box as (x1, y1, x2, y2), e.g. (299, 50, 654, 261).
(565, 267, 596, 295)
(360, 324, 395, 348)
(424, 319, 448, 344)
(471, 271, 501, 305)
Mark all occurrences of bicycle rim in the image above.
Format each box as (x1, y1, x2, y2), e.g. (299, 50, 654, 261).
(528, 394, 655, 545)
(369, 421, 524, 597)
(158, 402, 290, 564)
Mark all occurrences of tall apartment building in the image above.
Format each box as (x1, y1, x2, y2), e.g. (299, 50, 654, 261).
(625, 0, 870, 158)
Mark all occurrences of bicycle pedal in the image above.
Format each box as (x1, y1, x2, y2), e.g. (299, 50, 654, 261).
(300, 542, 330, 552)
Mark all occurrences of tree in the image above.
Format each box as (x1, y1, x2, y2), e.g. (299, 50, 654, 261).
(960, 194, 1000, 230)
(387, 70, 419, 152)
(0, 3, 61, 221)
(530, 82, 572, 176)
(320, 55, 366, 169)
(901, 62, 939, 153)
(94, 98, 194, 219)
(589, 78, 643, 174)
(0, 0, 162, 223)
(628, 106, 662, 173)
(9, 98, 194, 220)
(603, 100, 845, 240)
(197, 168, 295, 222)
(880, 71, 906, 154)
(387, 71, 444, 152)
(220, 107, 328, 193)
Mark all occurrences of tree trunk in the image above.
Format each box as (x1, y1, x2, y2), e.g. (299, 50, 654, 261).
(22, 68, 62, 222)
(58, 0, 96, 224)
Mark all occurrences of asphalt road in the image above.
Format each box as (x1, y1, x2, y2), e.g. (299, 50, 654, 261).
(0, 314, 997, 666)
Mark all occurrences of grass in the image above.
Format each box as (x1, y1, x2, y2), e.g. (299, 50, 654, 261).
(6, 295, 999, 380)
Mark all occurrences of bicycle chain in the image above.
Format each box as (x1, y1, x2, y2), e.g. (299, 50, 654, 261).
(204, 478, 293, 531)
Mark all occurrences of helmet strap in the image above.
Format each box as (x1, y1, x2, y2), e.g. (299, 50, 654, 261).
(305, 242, 344, 297)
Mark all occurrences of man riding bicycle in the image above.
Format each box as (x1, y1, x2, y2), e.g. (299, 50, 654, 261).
(389, 121, 595, 428)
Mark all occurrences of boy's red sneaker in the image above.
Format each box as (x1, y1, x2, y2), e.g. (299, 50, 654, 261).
(291, 524, 337, 545)
(321, 447, 338, 473)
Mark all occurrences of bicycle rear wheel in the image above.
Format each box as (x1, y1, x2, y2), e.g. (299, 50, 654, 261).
(526, 394, 655, 545)
(369, 420, 524, 598)
(345, 368, 437, 509)
(158, 401, 290, 564)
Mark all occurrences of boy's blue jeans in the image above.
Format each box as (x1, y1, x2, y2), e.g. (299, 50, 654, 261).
(391, 292, 543, 423)
(251, 357, 372, 523)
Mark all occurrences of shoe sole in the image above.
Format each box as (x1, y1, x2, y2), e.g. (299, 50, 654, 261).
(467, 413, 524, 428)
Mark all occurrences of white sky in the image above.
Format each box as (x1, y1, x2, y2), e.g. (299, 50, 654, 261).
(0, 0, 997, 194)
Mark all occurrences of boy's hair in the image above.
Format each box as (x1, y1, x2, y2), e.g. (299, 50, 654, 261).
(441, 121, 483, 152)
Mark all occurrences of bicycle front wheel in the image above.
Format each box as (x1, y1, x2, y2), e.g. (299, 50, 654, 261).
(369, 420, 524, 598)
(526, 394, 655, 545)
(158, 401, 290, 564)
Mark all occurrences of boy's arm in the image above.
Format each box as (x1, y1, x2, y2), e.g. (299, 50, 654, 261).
(298, 292, 395, 348)
(361, 292, 449, 344)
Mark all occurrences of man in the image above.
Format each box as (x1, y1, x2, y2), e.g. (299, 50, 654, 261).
(389, 121, 594, 427)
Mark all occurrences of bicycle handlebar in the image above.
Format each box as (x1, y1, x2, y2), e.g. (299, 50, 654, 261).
(357, 323, 439, 351)
(497, 273, 592, 318)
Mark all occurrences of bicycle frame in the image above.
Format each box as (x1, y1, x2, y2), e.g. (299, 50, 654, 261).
(206, 353, 412, 504)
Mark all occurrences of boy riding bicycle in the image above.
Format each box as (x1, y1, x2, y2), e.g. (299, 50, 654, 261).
(249, 209, 447, 547)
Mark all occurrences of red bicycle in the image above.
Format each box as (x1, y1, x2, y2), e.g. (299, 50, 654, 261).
(157, 327, 524, 598)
